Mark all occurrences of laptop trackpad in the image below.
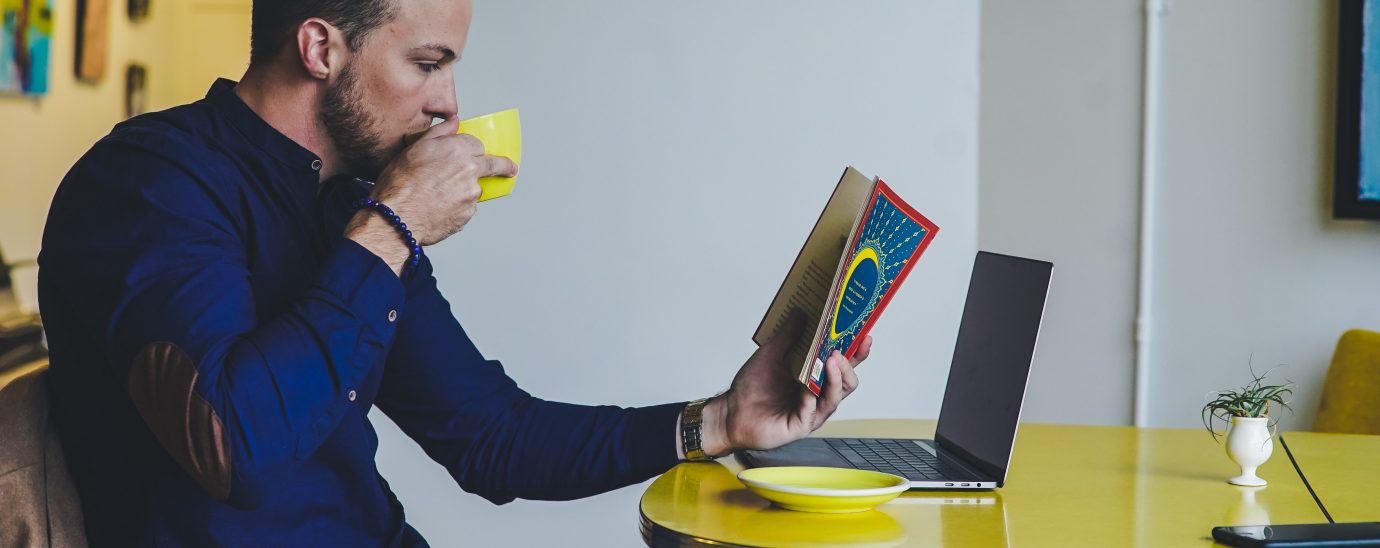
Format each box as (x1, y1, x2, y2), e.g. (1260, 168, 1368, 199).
(738, 438, 852, 469)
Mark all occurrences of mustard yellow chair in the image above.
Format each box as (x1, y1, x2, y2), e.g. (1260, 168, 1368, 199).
(1314, 329, 1380, 435)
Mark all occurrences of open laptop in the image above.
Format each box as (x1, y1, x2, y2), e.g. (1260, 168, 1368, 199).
(738, 251, 1053, 490)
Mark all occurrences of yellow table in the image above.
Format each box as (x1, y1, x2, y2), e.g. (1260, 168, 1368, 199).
(639, 419, 1379, 547)
(1272, 429, 1380, 524)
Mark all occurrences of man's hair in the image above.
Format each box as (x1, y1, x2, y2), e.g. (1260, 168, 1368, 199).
(250, 0, 399, 67)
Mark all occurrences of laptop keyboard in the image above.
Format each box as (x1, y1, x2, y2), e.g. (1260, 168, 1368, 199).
(823, 438, 973, 481)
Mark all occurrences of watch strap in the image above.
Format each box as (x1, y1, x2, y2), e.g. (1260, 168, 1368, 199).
(681, 398, 711, 461)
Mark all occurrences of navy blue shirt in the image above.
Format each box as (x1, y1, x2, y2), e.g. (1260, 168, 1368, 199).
(39, 79, 685, 547)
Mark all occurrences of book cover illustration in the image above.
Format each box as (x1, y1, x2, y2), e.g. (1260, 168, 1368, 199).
(804, 181, 939, 395)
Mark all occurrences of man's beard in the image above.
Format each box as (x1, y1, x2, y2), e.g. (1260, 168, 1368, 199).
(319, 63, 398, 180)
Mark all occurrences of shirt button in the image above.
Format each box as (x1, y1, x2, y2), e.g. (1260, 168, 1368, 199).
(387, 309, 398, 323)
(310, 159, 322, 171)
(347, 390, 357, 402)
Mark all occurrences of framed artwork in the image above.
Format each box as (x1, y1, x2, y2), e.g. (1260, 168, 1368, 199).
(1, 0, 54, 95)
(1335, 0, 1380, 219)
(128, 0, 149, 22)
(75, 0, 109, 82)
(125, 63, 146, 118)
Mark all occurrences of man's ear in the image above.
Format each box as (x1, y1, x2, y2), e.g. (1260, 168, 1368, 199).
(296, 18, 342, 81)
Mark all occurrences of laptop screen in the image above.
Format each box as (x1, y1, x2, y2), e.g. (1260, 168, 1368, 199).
(934, 251, 1052, 482)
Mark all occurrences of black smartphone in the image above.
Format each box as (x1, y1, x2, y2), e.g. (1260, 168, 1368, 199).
(1212, 523, 1380, 547)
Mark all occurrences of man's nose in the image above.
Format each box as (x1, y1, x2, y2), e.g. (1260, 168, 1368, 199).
(424, 73, 458, 121)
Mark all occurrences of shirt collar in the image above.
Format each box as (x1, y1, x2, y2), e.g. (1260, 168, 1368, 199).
(204, 78, 324, 174)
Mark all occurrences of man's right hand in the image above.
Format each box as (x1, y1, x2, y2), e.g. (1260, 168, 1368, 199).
(345, 116, 518, 275)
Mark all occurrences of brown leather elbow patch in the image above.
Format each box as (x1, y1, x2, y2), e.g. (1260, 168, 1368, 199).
(128, 342, 233, 501)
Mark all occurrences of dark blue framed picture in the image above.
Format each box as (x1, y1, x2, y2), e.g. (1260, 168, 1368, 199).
(1336, 0, 1380, 219)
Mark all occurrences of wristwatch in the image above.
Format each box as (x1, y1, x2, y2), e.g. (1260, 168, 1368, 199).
(680, 398, 711, 461)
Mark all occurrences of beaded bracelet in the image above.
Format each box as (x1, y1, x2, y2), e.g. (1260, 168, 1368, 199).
(353, 198, 422, 274)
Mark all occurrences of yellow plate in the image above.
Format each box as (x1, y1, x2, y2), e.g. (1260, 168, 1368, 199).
(737, 466, 910, 513)
(457, 108, 521, 201)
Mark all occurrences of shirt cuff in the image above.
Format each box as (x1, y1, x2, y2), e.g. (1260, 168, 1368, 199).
(317, 238, 407, 343)
(626, 402, 689, 477)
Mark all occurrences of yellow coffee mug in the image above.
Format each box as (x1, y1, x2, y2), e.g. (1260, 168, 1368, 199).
(458, 108, 521, 201)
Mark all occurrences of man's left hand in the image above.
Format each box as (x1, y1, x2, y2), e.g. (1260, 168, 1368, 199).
(697, 312, 871, 457)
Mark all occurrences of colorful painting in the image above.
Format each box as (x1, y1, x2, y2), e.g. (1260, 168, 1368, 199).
(1359, 0, 1380, 202)
(1, 0, 54, 95)
(1336, 0, 1380, 219)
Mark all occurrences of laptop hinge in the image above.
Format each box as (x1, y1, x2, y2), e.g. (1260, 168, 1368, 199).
(920, 438, 1003, 485)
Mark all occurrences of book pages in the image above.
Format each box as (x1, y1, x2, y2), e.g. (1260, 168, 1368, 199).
(752, 167, 875, 383)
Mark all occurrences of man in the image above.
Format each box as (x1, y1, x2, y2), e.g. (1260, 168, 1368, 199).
(38, 0, 869, 545)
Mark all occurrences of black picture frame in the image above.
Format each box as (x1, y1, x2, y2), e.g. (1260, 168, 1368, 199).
(128, 0, 149, 22)
(1335, 0, 1380, 219)
(125, 63, 146, 118)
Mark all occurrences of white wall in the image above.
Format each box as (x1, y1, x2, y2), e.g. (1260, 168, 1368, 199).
(980, 0, 1380, 432)
(1149, 0, 1380, 430)
(370, 1, 980, 546)
(978, 0, 1145, 425)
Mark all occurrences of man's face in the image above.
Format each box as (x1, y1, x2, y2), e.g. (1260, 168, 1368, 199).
(320, 0, 471, 179)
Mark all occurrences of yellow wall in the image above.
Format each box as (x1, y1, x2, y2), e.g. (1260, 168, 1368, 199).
(0, 0, 250, 310)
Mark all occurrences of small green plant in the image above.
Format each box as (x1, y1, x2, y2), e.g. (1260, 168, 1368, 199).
(1201, 363, 1294, 440)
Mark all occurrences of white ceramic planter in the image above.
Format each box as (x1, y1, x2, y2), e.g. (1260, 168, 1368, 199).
(1225, 416, 1273, 486)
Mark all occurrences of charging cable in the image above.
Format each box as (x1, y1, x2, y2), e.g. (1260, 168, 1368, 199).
(1278, 433, 1334, 524)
